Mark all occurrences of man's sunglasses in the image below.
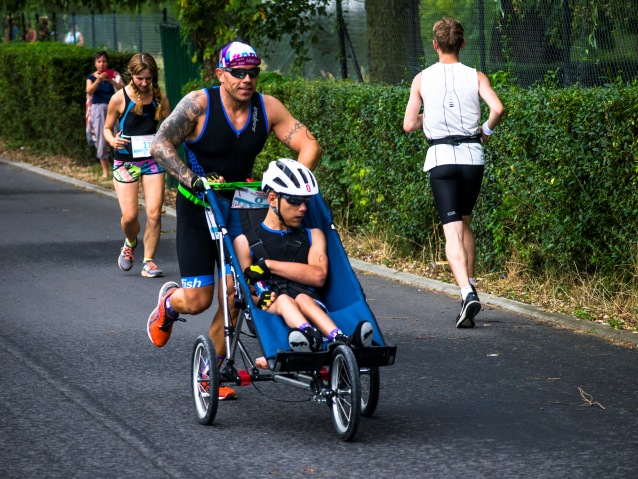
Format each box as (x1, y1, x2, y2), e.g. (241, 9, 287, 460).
(280, 194, 311, 206)
(222, 67, 261, 79)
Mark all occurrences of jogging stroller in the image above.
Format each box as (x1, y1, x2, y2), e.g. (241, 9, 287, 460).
(190, 183, 396, 441)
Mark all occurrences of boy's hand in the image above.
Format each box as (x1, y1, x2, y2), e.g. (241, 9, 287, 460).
(257, 291, 275, 310)
(244, 258, 271, 284)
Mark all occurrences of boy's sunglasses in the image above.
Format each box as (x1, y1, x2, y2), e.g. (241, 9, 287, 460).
(222, 67, 261, 79)
(280, 194, 311, 206)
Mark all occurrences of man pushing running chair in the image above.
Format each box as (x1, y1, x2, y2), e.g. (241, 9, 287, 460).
(234, 159, 374, 361)
(146, 160, 373, 372)
(145, 40, 323, 401)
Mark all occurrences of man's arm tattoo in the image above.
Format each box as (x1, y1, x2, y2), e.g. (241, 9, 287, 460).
(283, 121, 304, 148)
(151, 94, 205, 186)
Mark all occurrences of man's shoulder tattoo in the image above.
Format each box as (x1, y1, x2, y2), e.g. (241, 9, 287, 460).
(156, 93, 206, 144)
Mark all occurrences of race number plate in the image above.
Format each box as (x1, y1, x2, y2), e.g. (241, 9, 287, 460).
(130, 134, 155, 158)
(232, 187, 269, 209)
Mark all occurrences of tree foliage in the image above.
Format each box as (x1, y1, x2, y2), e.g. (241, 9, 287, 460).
(178, 0, 330, 80)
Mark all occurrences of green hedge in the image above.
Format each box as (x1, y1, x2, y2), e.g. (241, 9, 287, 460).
(256, 79, 638, 278)
(476, 83, 638, 276)
(0, 43, 131, 159)
(1, 44, 636, 278)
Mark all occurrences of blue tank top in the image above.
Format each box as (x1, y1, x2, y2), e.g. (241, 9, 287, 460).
(183, 86, 269, 199)
(87, 74, 115, 104)
(115, 88, 159, 160)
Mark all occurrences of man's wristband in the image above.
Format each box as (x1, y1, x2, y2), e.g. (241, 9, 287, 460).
(482, 121, 495, 136)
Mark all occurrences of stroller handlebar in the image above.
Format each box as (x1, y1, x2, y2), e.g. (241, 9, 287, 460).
(203, 180, 262, 191)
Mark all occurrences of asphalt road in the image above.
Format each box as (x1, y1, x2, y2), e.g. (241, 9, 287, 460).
(1, 160, 637, 479)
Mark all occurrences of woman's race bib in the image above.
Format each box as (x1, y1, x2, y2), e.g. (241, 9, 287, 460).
(130, 134, 155, 158)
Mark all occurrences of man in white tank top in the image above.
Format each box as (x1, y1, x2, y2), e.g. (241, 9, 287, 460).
(403, 17, 504, 328)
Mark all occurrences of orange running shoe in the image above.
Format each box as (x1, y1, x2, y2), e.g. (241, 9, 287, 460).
(199, 362, 236, 400)
(147, 282, 184, 347)
(218, 386, 237, 401)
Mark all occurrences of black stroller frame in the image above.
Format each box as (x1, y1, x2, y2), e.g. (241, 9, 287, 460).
(190, 185, 396, 441)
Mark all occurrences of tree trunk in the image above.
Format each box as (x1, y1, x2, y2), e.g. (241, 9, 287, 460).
(365, 0, 424, 84)
(489, 0, 552, 85)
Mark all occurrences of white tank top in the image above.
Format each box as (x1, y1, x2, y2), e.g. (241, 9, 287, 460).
(420, 62, 483, 172)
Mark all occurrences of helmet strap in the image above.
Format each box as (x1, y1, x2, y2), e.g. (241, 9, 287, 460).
(274, 195, 293, 230)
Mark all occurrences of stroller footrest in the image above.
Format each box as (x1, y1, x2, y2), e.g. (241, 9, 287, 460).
(273, 350, 331, 373)
(352, 345, 397, 368)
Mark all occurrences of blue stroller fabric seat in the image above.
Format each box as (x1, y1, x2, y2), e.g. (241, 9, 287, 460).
(240, 192, 389, 361)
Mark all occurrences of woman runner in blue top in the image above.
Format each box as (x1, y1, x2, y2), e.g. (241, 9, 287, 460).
(104, 53, 171, 279)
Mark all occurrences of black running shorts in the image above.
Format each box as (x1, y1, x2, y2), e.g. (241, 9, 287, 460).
(428, 164, 484, 224)
(175, 192, 242, 288)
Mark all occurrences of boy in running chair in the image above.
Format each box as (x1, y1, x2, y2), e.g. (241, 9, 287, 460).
(234, 159, 373, 367)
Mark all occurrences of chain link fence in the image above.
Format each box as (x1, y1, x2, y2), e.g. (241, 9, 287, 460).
(2, 10, 167, 56)
(68, 12, 165, 56)
(4, 1, 638, 87)
(264, 0, 638, 87)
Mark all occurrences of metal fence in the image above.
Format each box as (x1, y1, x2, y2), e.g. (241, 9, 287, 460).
(264, 0, 638, 87)
(58, 11, 166, 56)
(69, 12, 164, 55)
(2, 10, 167, 56)
(4, 1, 638, 88)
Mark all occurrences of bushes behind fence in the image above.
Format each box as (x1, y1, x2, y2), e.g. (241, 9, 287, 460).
(1, 43, 637, 279)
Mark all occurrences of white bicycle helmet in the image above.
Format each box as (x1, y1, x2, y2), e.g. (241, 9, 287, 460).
(261, 158, 319, 196)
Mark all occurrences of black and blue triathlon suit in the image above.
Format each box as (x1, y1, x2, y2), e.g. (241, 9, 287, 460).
(113, 88, 164, 183)
(247, 222, 322, 301)
(177, 86, 269, 288)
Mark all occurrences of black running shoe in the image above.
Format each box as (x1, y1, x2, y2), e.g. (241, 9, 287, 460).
(351, 321, 374, 347)
(288, 326, 323, 352)
(456, 292, 481, 328)
(470, 284, 480, 301)
(332, 333, 351, 345)
(304, 326, 323, 352)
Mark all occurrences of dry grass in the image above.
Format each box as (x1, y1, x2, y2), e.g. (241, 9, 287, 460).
(2, 140, 636, 332)
(342, 228, 638, 331)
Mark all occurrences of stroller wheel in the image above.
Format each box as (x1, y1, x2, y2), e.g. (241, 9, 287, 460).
(328, 345, 361, 441)
(360, 366, 380, 417)
(191, 335, 219, 425)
